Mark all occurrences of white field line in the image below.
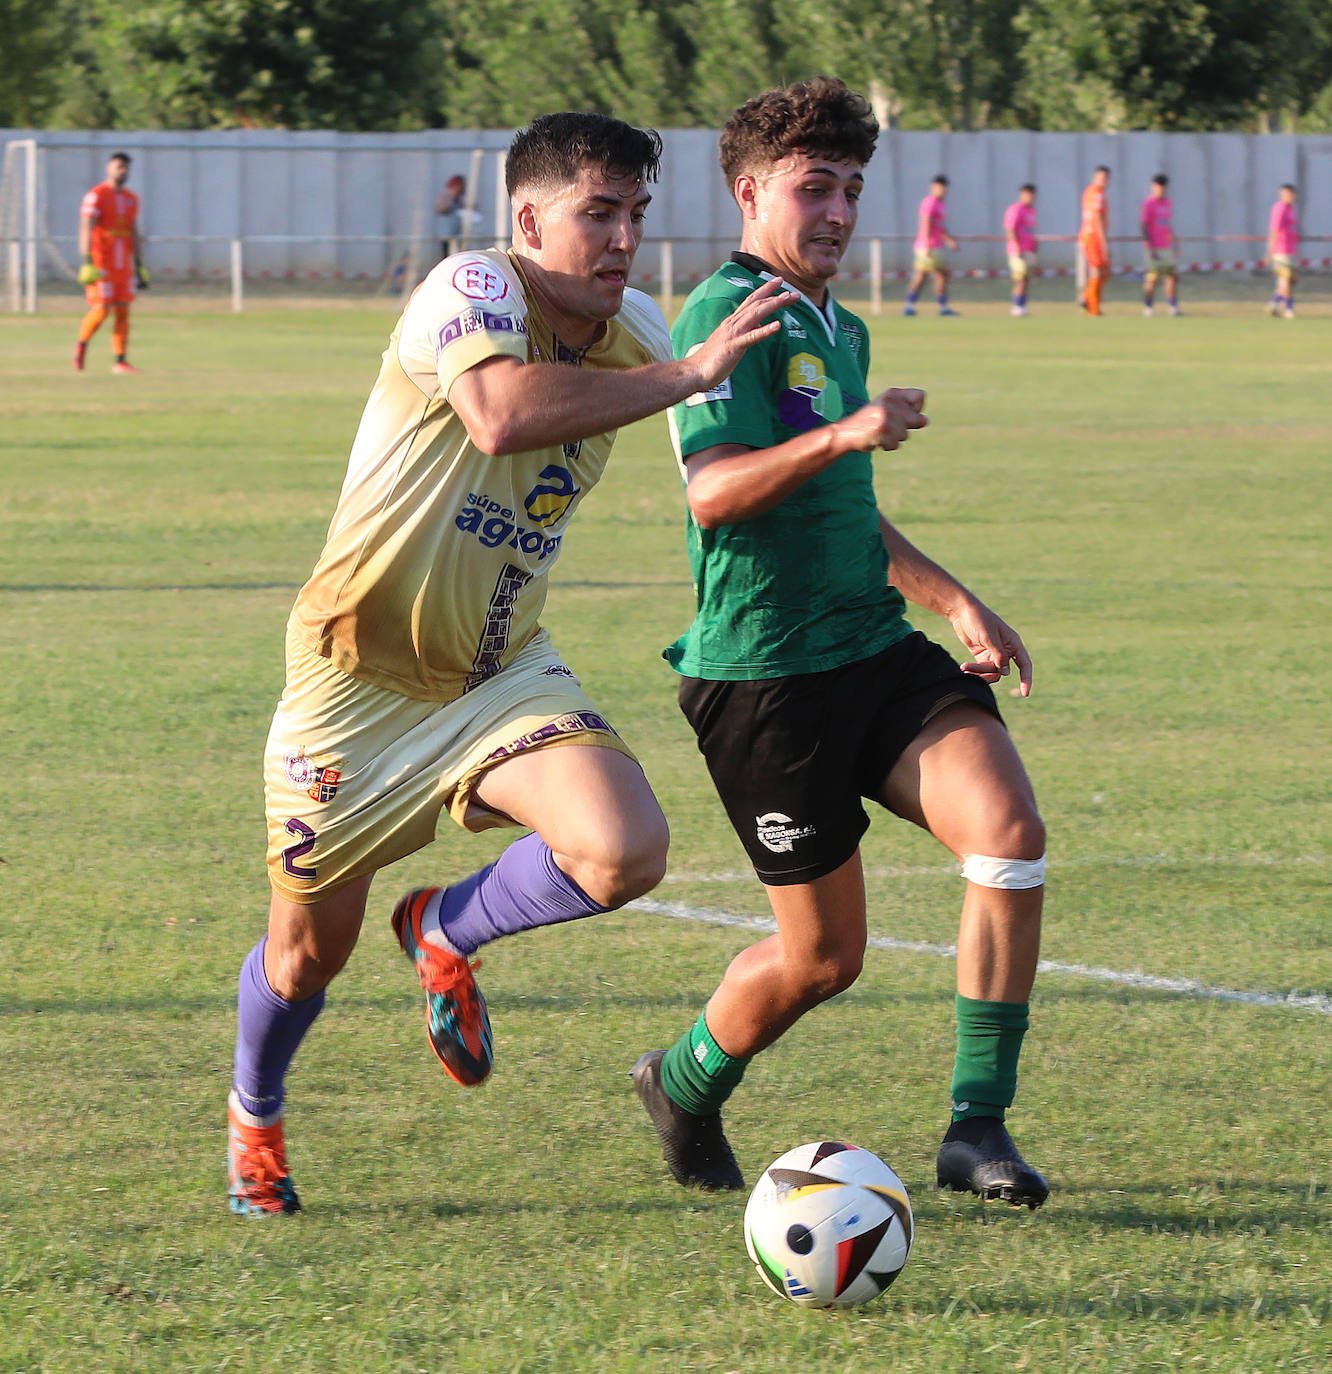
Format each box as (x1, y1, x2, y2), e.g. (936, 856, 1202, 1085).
(627, 897, 1332, 1019)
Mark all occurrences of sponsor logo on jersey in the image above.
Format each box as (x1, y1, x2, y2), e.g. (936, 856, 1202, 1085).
(781, 311, 808, 338)
(778, 352, 845, 431)
(523, 464, 580, 527)
(454, 491, 564, 563)
(541, 664, 578, 679)
(451, 259, 510, 302)
(284, 749, 342, 804)
(437, 308, 526, 353)
(755, 811, 817, 853)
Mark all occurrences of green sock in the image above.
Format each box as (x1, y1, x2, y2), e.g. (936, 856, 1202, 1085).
(951, 995, 1030, 1122)
(659, 1012, 750, 1117)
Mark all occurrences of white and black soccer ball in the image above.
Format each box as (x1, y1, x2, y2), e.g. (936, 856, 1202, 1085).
(743, 1141, 913, 1309)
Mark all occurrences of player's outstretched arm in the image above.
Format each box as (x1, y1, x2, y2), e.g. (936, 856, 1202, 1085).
(879, 515, 1033, 695)
(685, 388, 927, 529)
(450, 278, 794, 456)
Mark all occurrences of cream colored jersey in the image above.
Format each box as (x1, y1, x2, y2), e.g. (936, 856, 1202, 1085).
(289, 248, 671, 701)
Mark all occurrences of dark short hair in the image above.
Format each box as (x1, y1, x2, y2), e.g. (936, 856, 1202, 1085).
(1281, 182, 1297, 192)
(109, 151, 131, 164)
(720, 76, 878, 184)
(1095, 164, 1111, 175)
(932, 174, 949, 187)
(1153, 173, 1168, 187)
(506, 113, 663, 196)
(1020, 182, 1036, 194)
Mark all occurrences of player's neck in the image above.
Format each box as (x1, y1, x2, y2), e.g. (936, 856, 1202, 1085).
(733, 245, 828, 308)
(515, 256, 607, 352)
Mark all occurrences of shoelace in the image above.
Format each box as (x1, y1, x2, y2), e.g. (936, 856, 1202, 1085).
(236, 1140, 291, 1193)
(417, 949, 484, 1006)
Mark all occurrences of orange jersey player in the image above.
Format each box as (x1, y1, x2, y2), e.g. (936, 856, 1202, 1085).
(73, 152, 148, 374)
(1078, 165, 1110, 316)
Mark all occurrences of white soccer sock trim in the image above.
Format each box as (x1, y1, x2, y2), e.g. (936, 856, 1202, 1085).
(960, 853, 1046, 890)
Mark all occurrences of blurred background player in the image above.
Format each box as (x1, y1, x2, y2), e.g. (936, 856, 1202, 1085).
(904, 175, 959, 317)
(1003, 183, 1037, 316)
(225, 110, 792, 1217)
(1267, 184, 1299, 318)
(1078, 165, 1110, 316)
(73, 152, 148, 374)
(436, 173, 467, 259)
(1140, 174, 1180, 316)
(634, 77, 1049, 1210)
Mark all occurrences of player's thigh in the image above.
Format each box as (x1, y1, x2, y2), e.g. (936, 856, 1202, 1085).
(761, 852, 868, 969)
(877, 701, 1043, 860)
(472, 741, 667, 869)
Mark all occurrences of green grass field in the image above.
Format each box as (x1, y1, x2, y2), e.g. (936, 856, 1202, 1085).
(3, 292, 1330, 1373)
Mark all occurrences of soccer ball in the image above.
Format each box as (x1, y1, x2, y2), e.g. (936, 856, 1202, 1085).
(743, 1141, 913, 1309)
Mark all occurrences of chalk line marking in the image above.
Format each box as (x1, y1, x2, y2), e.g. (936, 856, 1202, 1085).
(628, 897, 1332, 1018)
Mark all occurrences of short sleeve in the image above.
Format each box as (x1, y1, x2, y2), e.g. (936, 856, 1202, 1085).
(397, 252, 530, 397)
(81, 189, 101, 220)
(671, 293, 780, 459)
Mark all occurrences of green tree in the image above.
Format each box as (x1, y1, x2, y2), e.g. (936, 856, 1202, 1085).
(59, 0, 450, 130)
(0, 0, 75, 126)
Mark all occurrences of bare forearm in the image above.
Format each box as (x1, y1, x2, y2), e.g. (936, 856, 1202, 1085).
(453, 355, 707, 457)
(687, 428, 851, 528)
(880, 515, 973, 617)
(79, 219, 91, 259)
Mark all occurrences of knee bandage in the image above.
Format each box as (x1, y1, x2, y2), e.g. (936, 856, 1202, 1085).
(960, 852, 1046, 890)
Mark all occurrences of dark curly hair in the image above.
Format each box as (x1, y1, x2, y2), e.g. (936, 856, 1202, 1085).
(506, 113, 663, 196)
(720, 77, 878, 185)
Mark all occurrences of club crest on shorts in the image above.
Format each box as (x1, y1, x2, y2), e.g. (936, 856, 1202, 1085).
(755, 812, 817, 854)
(284, 749, 343, 804)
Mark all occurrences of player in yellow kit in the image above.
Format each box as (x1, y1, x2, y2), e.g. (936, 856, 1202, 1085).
(226, 111, 795, 1216)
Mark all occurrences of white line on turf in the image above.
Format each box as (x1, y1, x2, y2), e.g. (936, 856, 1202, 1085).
(627, 897, 1332, 1018)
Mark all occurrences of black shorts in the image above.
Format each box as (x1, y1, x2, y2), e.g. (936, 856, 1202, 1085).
(678, 631, 1002, 886)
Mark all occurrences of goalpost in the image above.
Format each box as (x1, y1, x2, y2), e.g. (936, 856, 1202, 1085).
(1, 139, 39, 313)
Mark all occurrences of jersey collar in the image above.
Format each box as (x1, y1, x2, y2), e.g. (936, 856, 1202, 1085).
(728, 251, 839, 345)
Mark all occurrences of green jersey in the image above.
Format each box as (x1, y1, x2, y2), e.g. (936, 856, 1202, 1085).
(665, 255, 912, 680)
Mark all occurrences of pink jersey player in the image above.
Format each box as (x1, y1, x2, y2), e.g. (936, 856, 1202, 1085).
(1269, 197, 1298, 257)
(1004, 200, 1037, 255)
(1140, 194, 1173, 251)
(915, 193, 948, 252)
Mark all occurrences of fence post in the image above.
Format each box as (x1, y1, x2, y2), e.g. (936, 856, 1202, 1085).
(659, 239, 673, 317)
(230, 238, 243, 313)
(869, 237, 882, 316)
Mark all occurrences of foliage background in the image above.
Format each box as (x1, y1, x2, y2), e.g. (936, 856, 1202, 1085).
(4, 0, 1332, 134)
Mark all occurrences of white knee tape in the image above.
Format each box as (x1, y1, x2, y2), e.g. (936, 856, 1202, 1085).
(960, 853, 1046, 890)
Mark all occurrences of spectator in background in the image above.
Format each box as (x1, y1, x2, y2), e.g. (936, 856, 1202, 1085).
(1267, 184, 1299, 318)
(1140, 174, 1180, 317)
(436, 174, 467, 259)
(904, 175, 959, 317)
(1003, 184, 1037, 317)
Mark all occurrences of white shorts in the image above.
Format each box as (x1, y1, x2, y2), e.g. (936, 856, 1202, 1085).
(264, 628, 634, 901)
(1143, 248, 1176, 273)
(914, 249, 948, 274)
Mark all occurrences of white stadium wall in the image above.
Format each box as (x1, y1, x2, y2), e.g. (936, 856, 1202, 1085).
(3, 125, 1330, 291)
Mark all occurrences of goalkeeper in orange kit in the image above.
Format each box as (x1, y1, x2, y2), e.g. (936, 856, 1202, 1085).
(74, 152, 149, 374)
(1078, 166, 1110, 316)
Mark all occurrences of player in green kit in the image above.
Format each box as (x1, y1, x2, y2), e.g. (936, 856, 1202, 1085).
(631, 77, 1050, 1208)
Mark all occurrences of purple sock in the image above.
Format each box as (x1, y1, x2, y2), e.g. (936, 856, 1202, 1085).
(232, 938, 325, 1121)
(431, 831, 610, 956)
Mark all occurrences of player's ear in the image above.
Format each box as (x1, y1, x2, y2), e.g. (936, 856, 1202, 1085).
(515, 199, 542, 250)
(733, 175, 760, 222)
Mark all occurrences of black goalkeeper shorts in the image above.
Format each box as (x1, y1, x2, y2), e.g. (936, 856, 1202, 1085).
(678, 631, 1002, 886)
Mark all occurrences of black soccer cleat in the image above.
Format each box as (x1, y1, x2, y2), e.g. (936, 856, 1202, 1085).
(936, 1116, 1049, 1209)
(631, 1050, 745, 1192)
